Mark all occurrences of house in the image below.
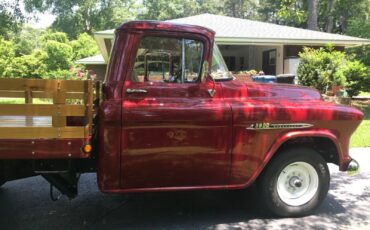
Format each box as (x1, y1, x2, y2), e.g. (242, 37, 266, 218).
(76, 13, 370, 81)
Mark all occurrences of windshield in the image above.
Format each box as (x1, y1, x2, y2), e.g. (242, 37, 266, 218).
(211, 44, 234, 80)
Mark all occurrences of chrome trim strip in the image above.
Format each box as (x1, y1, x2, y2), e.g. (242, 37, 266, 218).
(246, 123, 314, 130)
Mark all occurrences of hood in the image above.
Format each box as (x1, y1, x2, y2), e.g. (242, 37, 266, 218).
(220, 79, 322, 101)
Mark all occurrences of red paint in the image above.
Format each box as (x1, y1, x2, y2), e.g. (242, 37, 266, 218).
(0, 21, 363, 195)
(97, 21, 363, 193)
(0, 139, 89, 159)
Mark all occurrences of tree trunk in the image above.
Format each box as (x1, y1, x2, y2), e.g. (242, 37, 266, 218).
(307, 0, 318, 30)
(340, 10, 349, 33)
(231, 2, 236, 17)
(325, 0, 335, 32)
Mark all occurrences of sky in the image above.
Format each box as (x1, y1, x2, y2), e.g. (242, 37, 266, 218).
(29, 12, 56, 28)
(17, 0, 56, 28)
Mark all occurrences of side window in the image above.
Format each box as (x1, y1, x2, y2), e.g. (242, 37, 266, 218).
(132, 36, 203, 83)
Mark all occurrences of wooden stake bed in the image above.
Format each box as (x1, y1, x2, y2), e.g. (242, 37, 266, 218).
(0, 78, 97, 159)
(0, 78, 95, 139)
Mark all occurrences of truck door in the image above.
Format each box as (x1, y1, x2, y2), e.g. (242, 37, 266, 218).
(121, 34, 232, 189)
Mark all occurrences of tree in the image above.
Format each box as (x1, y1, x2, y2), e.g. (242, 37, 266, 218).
(41, 31, 69, 44)
(139, 0, 260, 21)
(70, 33, 99, 61)
(258, 0, 308, 27)
(24, 0, 140, 38)
(324, 0, 335, 32)
(345, 17, 370, 67)
(12, 26, 43, 56)
(307, 0, 318, 30)
(43, 40, 72, 71)
(277, 0, 307, 27)
(0, 0, 26, 38)
(318, 0, 370, 33)
(6, 52, 47, 79)
(139, 0, 189, 20)
(223, 0, 259, 19)
(0, 37, 15, 76)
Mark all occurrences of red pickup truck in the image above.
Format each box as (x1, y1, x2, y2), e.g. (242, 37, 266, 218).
(0, 21, 363, 217)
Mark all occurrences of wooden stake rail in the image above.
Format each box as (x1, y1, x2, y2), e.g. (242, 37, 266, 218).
(0, 78, 95, 139)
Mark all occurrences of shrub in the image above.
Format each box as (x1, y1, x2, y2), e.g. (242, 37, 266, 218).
(5, 52, 47, 78)
(298, 46, 368, 96)
(44, 40, 73, 71)
(0, 37, 15, 76)
(343, 60, 369, 97)
(45, 69, 76, 80)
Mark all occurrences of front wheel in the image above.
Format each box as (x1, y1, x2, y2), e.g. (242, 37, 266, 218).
(258, 148, 330, 217)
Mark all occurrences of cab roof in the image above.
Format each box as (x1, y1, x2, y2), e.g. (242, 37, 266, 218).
(116, 20, 215, 37)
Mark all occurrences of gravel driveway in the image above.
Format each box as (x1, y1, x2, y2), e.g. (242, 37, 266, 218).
(0, 148, 369, 230)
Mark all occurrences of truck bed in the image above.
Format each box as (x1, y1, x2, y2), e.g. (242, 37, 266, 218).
(0, 78, 97, 159)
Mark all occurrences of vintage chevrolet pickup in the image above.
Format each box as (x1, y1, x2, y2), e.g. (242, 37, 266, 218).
(0, 21, 363, 217)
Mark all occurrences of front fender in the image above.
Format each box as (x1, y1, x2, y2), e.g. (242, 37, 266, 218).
(264, 129, 344, 167)
(228, 129, 347, 190)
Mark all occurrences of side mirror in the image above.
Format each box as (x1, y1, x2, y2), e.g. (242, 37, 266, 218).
(201, 61, 209, 82)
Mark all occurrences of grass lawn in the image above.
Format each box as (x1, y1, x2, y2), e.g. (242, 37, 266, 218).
(359, 91, 370, 96)
(350, 101, 370, 148)
(0, 98, 51, 104)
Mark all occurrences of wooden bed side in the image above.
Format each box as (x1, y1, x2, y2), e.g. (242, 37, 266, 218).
(0, 79, 96, 140)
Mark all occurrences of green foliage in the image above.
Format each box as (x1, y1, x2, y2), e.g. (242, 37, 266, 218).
(342, 60, 369, 97)
(44, 40, 72, 71)
(12, 26, 43, 56)
(223, 0, 259, 19)
(0, 37, 15, 60)
(139, 0, 258, 21)
(70, 33, 99, 61)
(277, 0, 307, 27)
(0, 37, 15, 76)
(350, 103, 370, 147)
(0, 29, 99, 80)
(345, 18, 370, 67)
(5, 52, 47, 78)
(318, 0, 370, 33)
(45, 69, 76, 80)
(140, 0, 195, 20)
(41, 31, 69, 43)
(0, 1, 25, 38)
(24, 0, 139, 38)
(298, 47, 369, 96)
(347, 18, 370, 39)
(257, 0, 308, 27)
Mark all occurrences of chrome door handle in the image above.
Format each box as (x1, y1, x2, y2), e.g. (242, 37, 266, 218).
(126, 88, 148, 94)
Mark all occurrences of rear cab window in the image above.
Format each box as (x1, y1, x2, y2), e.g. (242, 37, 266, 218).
(131, 36, 203, 83)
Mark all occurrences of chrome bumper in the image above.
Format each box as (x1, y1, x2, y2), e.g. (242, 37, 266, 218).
(346, 158, 360, 175)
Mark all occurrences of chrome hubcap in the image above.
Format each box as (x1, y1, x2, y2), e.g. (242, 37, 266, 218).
(289, 177, 302, 188)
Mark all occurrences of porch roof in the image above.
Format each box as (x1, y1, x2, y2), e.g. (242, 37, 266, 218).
(80, 13, 370, 64)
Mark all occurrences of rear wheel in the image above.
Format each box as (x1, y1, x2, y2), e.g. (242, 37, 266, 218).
(258, 147, 330, 217)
